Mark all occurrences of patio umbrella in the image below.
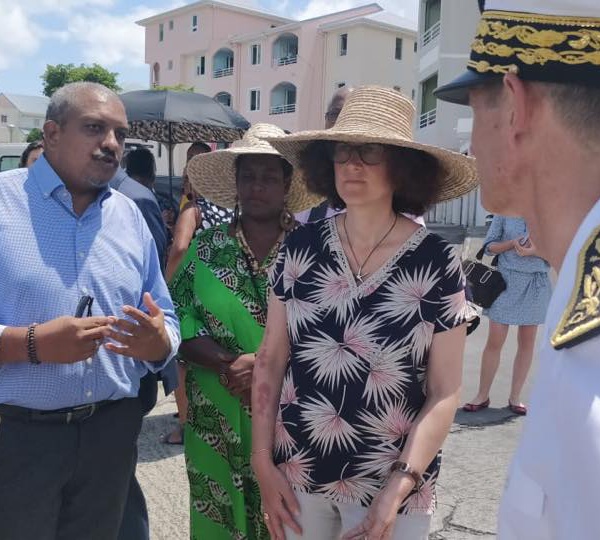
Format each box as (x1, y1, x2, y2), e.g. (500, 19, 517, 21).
(120, 89, 250, 197)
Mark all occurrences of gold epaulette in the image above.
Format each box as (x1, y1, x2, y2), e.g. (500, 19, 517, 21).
(551, 226, 600, 349)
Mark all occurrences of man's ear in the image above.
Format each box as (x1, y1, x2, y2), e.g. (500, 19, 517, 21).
(43, 120, 60, 148)
(503, 73, 531, 138)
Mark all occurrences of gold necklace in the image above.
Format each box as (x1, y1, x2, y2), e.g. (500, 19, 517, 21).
(235, 224, 283, 278)
(342, 213, 397, 283)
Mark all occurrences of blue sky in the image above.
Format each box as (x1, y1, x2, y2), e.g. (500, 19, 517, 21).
(0, 0, 418, 97)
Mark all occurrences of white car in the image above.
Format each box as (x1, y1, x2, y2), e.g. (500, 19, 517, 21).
(0, 143, 28, 172)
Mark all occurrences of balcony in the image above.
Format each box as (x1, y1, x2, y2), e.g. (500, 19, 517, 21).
(213, 67, 233, 78)
(215, 92, 232, 107)
(419, 108, 437, 128)
(270, 82, 297, 115)
(421, 20, 441, 48)
(273, 34, 298, 67)
(213, 48, 234, 79)
(270, 103, 296, 115)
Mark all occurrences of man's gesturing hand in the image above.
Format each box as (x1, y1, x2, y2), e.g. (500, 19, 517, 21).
(104, 292, 171, 362)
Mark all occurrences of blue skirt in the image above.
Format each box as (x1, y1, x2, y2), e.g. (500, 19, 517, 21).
(483, 268, 552, 326)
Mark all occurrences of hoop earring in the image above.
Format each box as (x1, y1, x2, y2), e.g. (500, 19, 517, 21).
(279, 204, 295, 232)
(233, 197, 240, 228)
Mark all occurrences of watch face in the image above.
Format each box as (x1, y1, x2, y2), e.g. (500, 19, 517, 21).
(219, 373, 229, 386)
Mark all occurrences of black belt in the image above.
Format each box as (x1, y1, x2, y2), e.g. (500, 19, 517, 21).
(0, 400, 120, 424)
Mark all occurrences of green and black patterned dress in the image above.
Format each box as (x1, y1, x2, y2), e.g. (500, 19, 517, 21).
(170, 223, 273, 540)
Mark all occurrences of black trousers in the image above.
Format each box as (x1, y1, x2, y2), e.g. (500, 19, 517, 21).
(0, 398, 142, 540)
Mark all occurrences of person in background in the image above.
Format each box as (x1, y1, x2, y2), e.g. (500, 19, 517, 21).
(19, 140, 43, 168)
(110, 159, 178, 540)
(162, 142, 234, 445)
(170, 123, 320, 539)
(0, 82, 180, 540)
(463, 215, 551, 416)
(434, 1, 600, 537)
(252, 86, 477, 540)
(125, 148, 157, 192)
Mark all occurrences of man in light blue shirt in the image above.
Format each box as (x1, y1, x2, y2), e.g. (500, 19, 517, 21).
(0, 82, 180, 540)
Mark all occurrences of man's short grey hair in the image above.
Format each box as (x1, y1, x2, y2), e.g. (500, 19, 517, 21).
(540, 82, 600, 145)
(45, 82, 120, 126)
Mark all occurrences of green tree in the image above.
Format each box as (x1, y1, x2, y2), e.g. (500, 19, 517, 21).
(152, 84, 194, 92)
(26, 128, 43, 142)
(41, 63, 121, 97)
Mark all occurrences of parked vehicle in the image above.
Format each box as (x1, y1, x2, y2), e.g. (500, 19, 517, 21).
(0, 143, 28, 172)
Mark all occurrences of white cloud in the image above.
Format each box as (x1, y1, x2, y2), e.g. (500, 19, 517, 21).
(0, 3, 42, 69)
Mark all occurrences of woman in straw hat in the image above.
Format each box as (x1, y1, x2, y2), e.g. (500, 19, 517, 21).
(250, 86, 478, 540)
(169, 123, 320, 540)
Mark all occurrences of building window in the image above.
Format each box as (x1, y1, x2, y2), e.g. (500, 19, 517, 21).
(169, 20, 174, 30)
(192, 15, 198, 32)
(395, 38, 403, 60)
(419, 73, 438, 128)
(411, 88, 416, 100)
(168, 60, 173, 70)
(414, 41, 418, 53)
(339, 33, 348, 56)
(196, 55, 206, 76)
(215, 92, 232, 107)
(423, 0, 441, 46)
(0, 115, 7, 123)
(213, 48, 234, 78)
(273, 34, 298, 66)
(152, 62, 160, 86)
(250, 44, 262, 65)
(336, 82, 346, 89)
(159, 23, 164, 42)
(270, 82, 297, 115)
(250, 89, 261, 111)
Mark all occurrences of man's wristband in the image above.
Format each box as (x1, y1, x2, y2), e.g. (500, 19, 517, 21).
(27, 324, 40, 365)
(389, 461, 423, 491)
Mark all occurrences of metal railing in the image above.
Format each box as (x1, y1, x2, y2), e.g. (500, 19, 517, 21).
(421, 20, 441, 48)
(213, 67, 233, 78)
(273, 55, 298, 66)
(269, 103, 296, 115)
(419, 108, 437, 128)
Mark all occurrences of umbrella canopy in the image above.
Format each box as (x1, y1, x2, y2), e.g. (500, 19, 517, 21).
(120, 89, 250, 143)
(119, 89, 251, 204)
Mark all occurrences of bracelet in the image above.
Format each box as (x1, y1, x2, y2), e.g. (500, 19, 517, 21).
(389, 461, 423, 491)
(27, 323, 40, 365)
(250, 448, 272, 458)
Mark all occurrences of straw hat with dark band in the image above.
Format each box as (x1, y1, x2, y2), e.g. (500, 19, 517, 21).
(435, 1, 600, 105)
(263, 86, 479, 204)
(186, 123, 323, 213)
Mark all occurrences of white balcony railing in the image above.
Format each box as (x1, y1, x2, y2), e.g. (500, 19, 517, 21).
(213, 67, 233, 78)
(421, 20, 441, 48)
(273, 55, 298, 67)
(270, 103, 296, 115)
(419, 108, 437, 128)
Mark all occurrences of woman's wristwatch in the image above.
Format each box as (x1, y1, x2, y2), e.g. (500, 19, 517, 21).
(218, 363, 230, 386)
(389, 461, 423, 491)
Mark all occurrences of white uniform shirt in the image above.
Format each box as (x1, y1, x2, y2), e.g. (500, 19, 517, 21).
(498, 198, 600, 540)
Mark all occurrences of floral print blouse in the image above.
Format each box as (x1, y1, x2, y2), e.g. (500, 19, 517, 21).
(270, 218, 473, 515)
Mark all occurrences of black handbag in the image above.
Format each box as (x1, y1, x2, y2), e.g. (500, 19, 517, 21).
(462, 247, 507, 309)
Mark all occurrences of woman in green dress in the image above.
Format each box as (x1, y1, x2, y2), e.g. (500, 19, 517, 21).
(170, 124, 320, 540)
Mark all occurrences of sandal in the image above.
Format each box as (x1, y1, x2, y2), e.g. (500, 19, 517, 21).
(508, 402, 527, 416)
(462, 398, 490, 412)
(161, 426, 184, 445)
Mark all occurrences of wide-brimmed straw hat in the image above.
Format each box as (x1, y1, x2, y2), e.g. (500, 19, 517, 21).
(263, 86, 479, 203)
(186, 123, 322, 213)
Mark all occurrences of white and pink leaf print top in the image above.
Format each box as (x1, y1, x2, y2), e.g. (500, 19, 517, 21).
(270, 217, 475, 515)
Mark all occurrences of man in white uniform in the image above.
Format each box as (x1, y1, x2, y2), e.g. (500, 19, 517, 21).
(435, 1, 600, 538)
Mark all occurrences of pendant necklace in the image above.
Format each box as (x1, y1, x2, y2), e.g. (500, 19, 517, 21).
(343, 213, 398, 284)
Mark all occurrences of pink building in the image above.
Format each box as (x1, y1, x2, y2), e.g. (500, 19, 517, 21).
(137, 1, 417, 136)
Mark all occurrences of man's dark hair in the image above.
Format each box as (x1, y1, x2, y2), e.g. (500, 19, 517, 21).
(299, 141, 441, 215)
(19, 141, 43, 168)
(125, 148, 156, 182)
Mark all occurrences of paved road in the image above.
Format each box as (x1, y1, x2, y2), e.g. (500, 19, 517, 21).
(137, 312, 542, 540)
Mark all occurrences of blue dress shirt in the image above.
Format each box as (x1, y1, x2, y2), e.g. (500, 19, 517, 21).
(0, 156, 180, 410)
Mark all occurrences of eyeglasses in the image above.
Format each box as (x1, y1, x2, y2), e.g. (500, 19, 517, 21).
(329, 143, 386, 166)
